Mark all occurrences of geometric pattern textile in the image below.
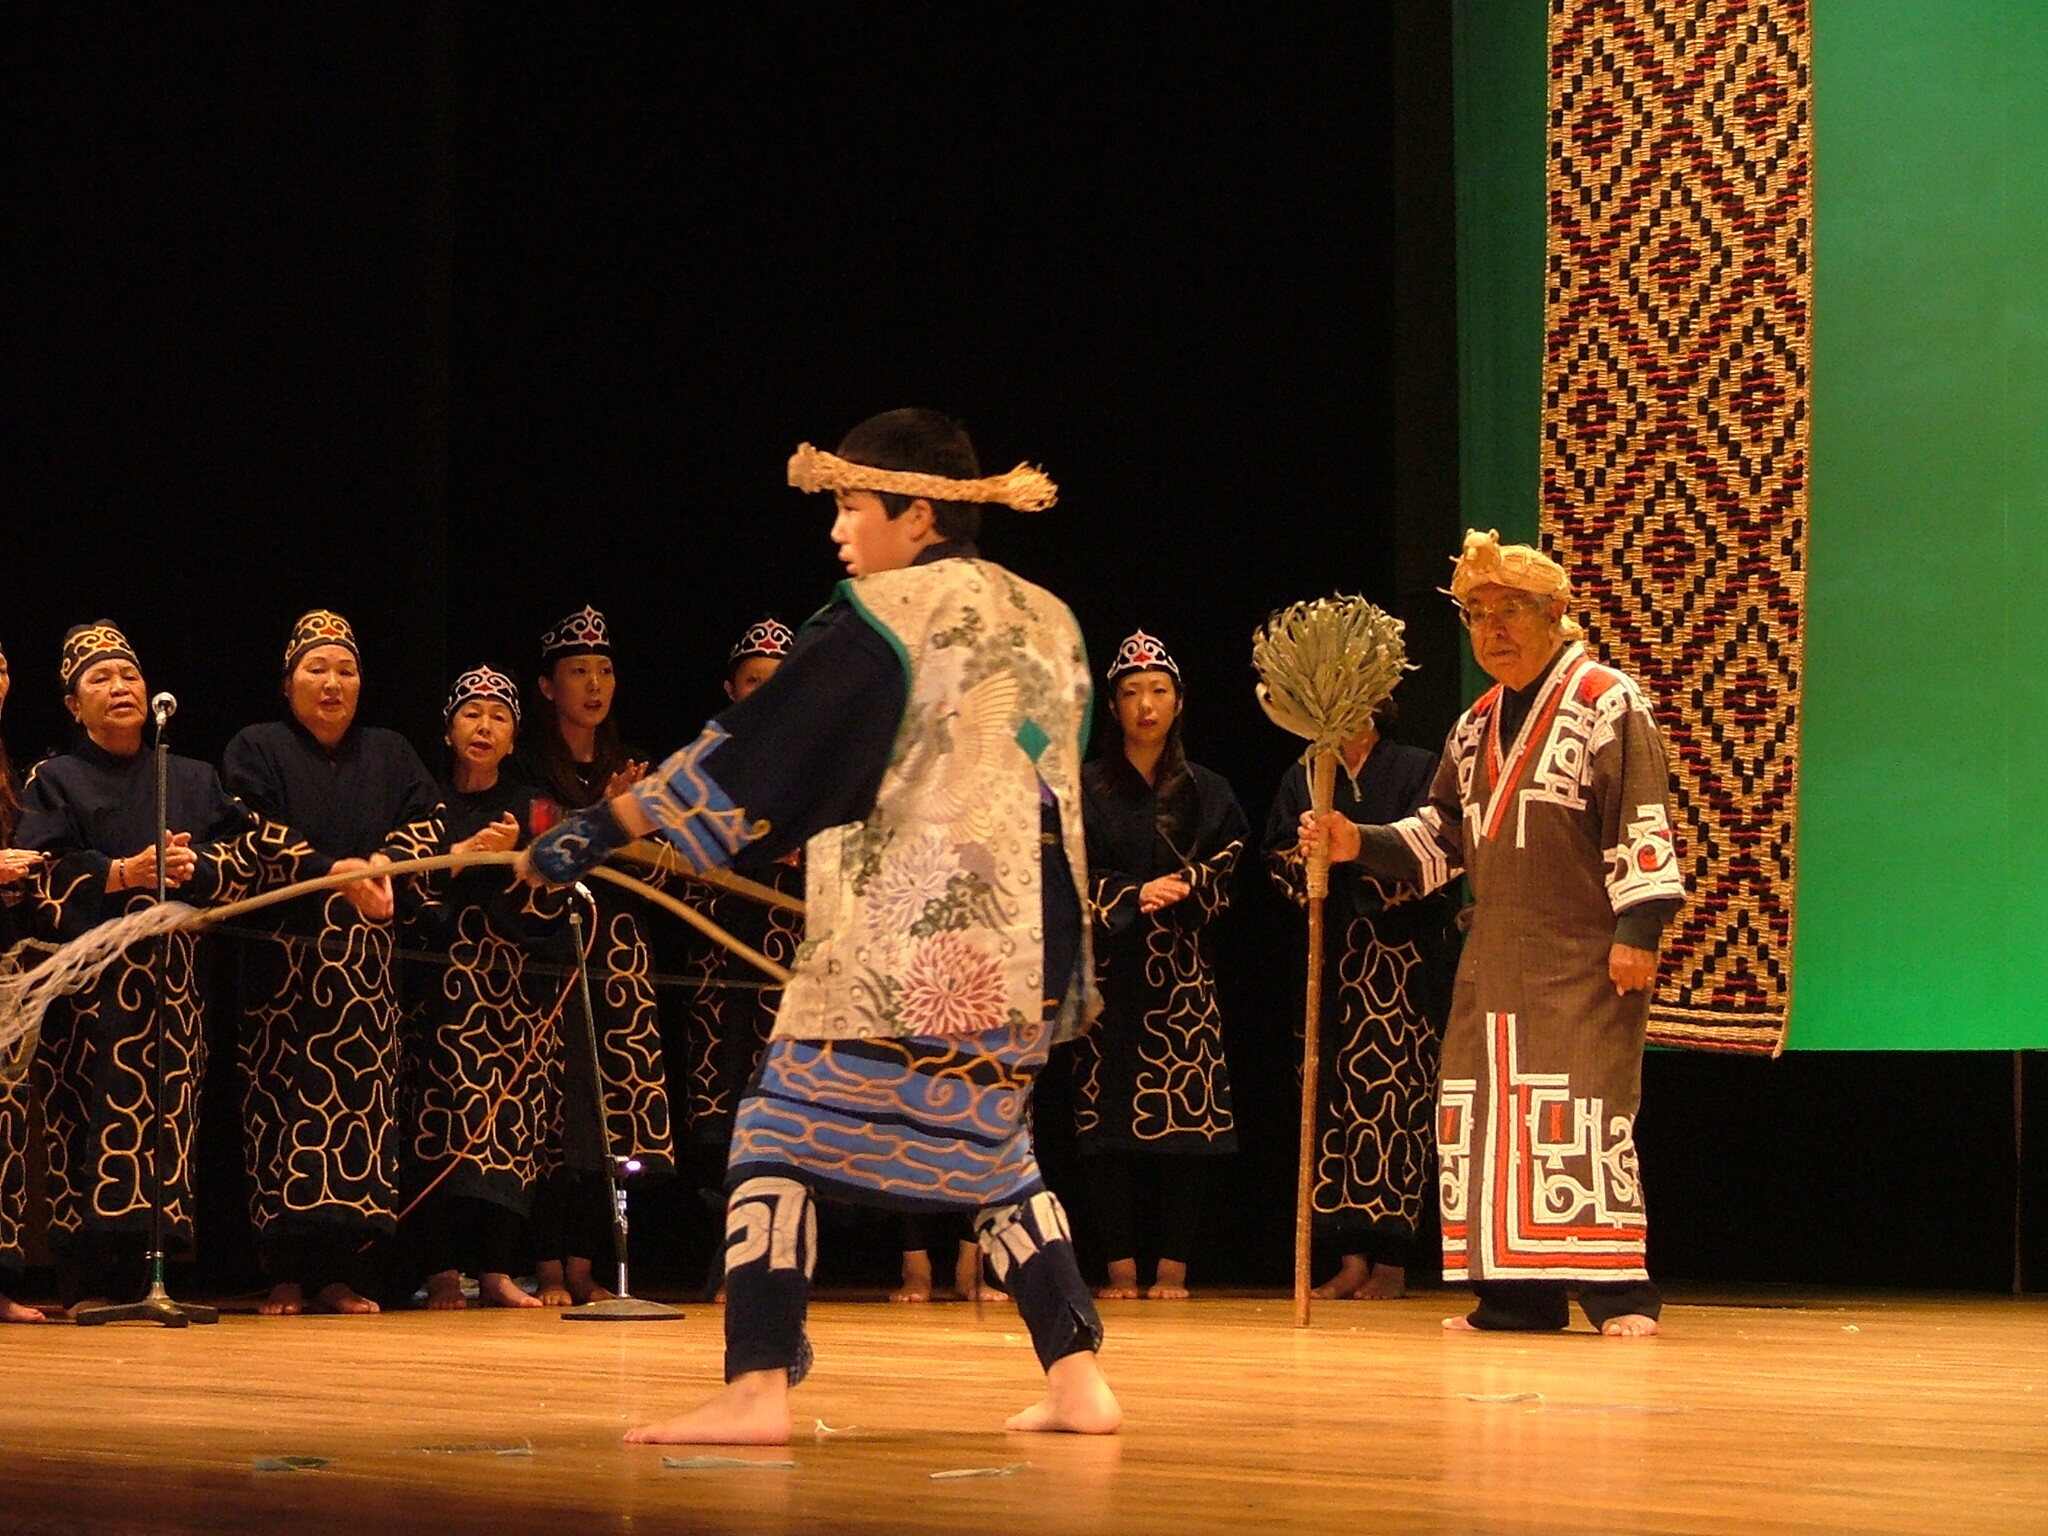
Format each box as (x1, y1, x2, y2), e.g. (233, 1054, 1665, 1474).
(1540, 0, 1812, 1053)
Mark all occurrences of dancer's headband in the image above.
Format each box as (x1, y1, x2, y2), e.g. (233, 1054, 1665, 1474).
(786, 444, 1059, 512)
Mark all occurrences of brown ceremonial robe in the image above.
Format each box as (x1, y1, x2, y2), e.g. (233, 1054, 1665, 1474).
(1357, 642, 1684, 1284)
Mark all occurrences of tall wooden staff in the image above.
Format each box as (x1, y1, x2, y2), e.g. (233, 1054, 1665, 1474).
(1254, 596, 1410, 1327)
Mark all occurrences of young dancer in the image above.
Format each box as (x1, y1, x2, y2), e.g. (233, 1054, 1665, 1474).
(524, 408, 1120, 1442)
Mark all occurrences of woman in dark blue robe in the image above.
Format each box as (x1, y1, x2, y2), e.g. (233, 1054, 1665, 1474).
(0, 635, 50, 1322)
(1264, 700, 1451, 1300)
(223, 610, 444, 1316)
(1067, 633, 1247, 1301)
(509, 606, 674, 1308)
(401, 666, 568, 1310)
(15, 623, 257, 1311)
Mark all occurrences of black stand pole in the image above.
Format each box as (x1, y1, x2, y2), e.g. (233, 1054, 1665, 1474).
(2015, 1050, 2026, 1297)
(561, 890, 680, 1322)
(77, 702, 217, 1327)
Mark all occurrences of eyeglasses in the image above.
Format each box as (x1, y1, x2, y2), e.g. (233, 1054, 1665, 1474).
(1457, 595, 1548, 630)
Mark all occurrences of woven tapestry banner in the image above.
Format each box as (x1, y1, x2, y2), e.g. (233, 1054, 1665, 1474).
(1540, 0, 1812, 1053)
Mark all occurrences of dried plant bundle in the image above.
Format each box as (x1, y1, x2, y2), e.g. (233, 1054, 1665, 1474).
(1252, 594, 1412, 778)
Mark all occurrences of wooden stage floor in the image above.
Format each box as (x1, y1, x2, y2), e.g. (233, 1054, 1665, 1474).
(2, 1290, 2045, 1535)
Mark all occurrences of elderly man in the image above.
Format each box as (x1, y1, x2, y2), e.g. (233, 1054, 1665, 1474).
(1302, 531, 1684, 1336)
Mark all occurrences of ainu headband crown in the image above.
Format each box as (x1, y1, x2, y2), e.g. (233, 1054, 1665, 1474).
(540, 605, 611, 663)
(729, 618, 795, 667)
(786, 443, 1059, 513)
(62, 622, 139, 692)
(1106, 630, 1181, 686)
(285, 610, 359, 674)
(444, 665, 522, 726)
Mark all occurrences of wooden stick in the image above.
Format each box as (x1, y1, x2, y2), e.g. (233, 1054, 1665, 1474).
(1294, 751, 1338, 1328)
(587, 865, 791, 985)
(186, 851, 520, 928)
(180, 850, 791, 982)
(612, 839, 805, 915)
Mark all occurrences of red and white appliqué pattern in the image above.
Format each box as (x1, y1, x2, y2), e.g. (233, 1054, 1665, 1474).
(1439, 1011, 1649, 1282)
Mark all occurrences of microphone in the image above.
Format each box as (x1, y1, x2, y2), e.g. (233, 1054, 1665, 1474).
(151, 693, 178, 725)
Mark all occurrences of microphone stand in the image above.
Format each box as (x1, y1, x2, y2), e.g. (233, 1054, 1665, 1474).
(561, 889, 681, 1321)
(77, 699, 218, 1327)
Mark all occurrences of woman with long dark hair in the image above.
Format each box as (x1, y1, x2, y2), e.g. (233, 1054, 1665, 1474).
(511, 606, 673, 1309)
(1068, 633, 1247, 1299)
(0, 638, 48, 1322)
(681, 620, 801, 1191)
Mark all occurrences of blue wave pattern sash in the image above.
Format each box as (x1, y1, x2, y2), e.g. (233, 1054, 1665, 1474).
(726, 1017, 1052, 1212)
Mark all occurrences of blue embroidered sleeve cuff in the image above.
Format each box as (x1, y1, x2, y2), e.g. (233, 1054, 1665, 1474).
(627, 723, 765, 873)
(529, 800, 632, 884)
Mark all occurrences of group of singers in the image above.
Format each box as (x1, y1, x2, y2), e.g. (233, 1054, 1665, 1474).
(0, 604, 1448, 1321)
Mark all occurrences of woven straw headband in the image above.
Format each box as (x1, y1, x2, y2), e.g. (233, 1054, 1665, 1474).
(786, 444, 1058, 512)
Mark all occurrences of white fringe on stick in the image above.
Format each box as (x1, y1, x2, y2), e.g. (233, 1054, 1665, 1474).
(0, 902, 196, 1073)
(0, 846, 794, 1085)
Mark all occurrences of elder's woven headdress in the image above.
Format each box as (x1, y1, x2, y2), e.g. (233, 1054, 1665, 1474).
(786, 444, 1058, 512)
(1446, 528, 1570, 602)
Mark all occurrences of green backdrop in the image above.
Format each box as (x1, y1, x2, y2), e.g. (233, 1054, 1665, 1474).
(1452, 0, 2048, 1048)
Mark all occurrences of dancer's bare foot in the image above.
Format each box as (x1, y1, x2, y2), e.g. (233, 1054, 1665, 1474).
(1146, 1259, 1189, 1301)
(424, 1270, 467, 1311)
(0, 1293, 47, 1323)
(891, 1249, 934, 1303)
(955, 1241, 1004, 1303)
(623, 1367, 791, 1445)
(261, 1283, 305, 1316)
(1096, 1258, 1139, 1301)
(564, 1257, 613, 1306)
(1312, 1254, 1369, 1300)
(65, 1297, 113, 1321)
(1601, 1313, 1660, 1337)
(314, 1282, 380, 1314)
(479, 1272, 542, 1309)
(1004, 1351, 1123, 1434)
(1358, 1261, 1407, 1300)
(1441, 1313, 1479, 1332)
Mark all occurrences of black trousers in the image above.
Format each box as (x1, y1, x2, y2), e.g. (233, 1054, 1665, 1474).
(407, 1191, 525, 1281)
(530, 1170, 614, 1268)
(1319, 1215, 1416, 1270)
(1082, 1152, 1207, 1265)
(52, 1230, 148, 1310)
(900, 1211, 975, 1254)
(1467, 1279, 1663, 1331)
(259, 1227, 382, 1299)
